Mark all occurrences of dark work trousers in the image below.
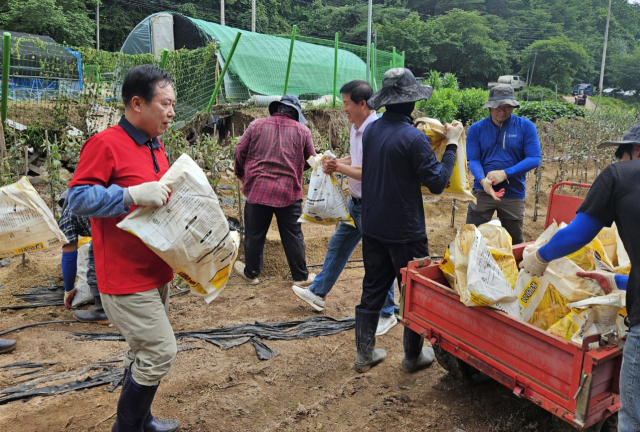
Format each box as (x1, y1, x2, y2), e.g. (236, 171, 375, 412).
(359, 235, 429, 312)
(244, 200, 309, 281)
(466, 189, 526, 245)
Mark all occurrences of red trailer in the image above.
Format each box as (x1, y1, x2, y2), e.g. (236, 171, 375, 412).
(400, 182, 622, 431)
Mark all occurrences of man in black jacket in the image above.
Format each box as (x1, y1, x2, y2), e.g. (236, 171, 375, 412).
(355, 68, 463, 373)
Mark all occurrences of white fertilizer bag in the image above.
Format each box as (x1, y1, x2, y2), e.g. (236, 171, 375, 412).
(118, 154, 240, 303)
(299, 150, 355, 226)
(0, 177, 67, 258)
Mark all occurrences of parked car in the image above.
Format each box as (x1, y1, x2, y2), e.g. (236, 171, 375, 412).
(602, 88, 619, 96)
(572, 83, 596, 96)
(488, 75, 528, 91)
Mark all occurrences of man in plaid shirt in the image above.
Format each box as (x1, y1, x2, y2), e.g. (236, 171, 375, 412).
(234, 95, 317, 285)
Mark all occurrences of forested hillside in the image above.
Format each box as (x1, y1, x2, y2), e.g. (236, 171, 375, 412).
(1, 0, 638, 90)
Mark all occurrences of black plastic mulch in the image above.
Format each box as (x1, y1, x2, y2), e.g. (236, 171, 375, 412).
(0, 346, 201, 405)
(73, 316, 356, 360)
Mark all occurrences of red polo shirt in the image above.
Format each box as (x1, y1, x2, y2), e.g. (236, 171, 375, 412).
(69, 121, 173, 295)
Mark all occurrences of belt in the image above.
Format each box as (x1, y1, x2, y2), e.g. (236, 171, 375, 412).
(351, 197, 362, 205)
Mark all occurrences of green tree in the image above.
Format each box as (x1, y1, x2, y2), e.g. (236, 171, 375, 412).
(425, 9, 509, 87)
(520, 36, 590, 92)
(375, 13, 435, 74)
(0, 0, 94, 46)
(608, 47, 640, 91)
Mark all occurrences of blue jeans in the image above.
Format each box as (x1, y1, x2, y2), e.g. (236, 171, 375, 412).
(309, 199, 396, 317)
(620, 324, 640, 432)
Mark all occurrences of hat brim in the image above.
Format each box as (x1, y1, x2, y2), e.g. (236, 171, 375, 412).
(483, 99, 521, 109)
(268, 100, 307, 125)
(367, 83, 433, 111)
(597, 140, 640, 149)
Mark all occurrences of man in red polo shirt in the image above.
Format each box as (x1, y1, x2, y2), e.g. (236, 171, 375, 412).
(68, 65, 178, 432)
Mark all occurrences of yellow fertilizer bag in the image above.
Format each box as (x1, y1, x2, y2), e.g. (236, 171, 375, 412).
(528, 285, 571, 331)
(453, 225, 516, 306)
(118, 154, 240, 303)
(0, 176, 67, 258)
(414, 117, 475, 203)
(299, 151, 355, 226)
(597, 226, 618, 266)
(477, 221, 518, 288)
(549, 293, 626, 348)
(439, 244, 457, 289)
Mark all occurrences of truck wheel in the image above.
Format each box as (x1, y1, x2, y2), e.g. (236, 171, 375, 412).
(433, 345, 491, 385)
(551, 414, 616, 432)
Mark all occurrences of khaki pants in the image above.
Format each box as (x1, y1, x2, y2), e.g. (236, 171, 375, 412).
(102, 284, 177, 386)
(466, 189, 526, 244)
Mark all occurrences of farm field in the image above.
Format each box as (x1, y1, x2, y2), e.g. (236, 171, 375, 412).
(1, 157, 605, 432)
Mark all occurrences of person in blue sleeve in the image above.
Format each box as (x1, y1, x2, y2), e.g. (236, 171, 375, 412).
(520, 123, 640, 432)
(466, 85, 541, 244)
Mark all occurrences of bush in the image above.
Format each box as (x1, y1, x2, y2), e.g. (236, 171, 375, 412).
(516, 85, 557, 102)
(515, 101, 586, 122)
(417, 88, 489, 125)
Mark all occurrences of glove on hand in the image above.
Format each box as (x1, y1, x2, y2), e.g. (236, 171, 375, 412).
(128, 182, 171, 207)
(64, 288, 77, 309)
(519, 250, 549, 277)
(444, 121, 463, 145)
(480, 178, 505, 201)
(576, 271, 618, 294)
(487, 170, 507, 185)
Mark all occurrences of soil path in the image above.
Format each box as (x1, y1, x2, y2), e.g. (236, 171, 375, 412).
(562, 95, 596, 110)
(0, 160, 607, 432)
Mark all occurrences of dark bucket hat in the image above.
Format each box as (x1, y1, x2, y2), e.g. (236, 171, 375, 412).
(483, 85, 521, 109)
(598, 123, 640, 148)
(269, 94, 307, 125)
(367, 68, 433, 111)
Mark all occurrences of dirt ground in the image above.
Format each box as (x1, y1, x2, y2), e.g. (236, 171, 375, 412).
(0, 160, 601, 432)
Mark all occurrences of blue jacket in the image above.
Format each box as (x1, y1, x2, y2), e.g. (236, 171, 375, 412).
(361, 112, 456, 243)
(467, 114, 541, 199)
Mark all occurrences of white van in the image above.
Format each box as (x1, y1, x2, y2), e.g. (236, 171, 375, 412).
(488, 75, 528, 91)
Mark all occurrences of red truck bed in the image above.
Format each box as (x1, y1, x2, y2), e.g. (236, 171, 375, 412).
(400, 182, 622, 431)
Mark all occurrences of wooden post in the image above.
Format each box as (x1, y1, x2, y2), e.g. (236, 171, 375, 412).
(450, 199, 456, 228)
(533, 165, 543, 222)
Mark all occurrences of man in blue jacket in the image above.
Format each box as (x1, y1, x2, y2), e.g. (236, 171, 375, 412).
(466, 85, 541, 244)
(355, 68, 463, 373)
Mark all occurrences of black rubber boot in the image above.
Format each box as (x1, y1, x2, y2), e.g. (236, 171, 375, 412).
(354, 307, 386, 373)
(74, 295, 110, 324)
(119, 368, 180, 432)
(400, 326, 434, 373)
(0, 338, 17, 354)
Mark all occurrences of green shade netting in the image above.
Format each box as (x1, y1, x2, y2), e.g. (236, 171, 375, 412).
(188, 18, 367, 97)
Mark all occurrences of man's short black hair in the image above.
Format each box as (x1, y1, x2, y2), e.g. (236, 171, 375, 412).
(615, 144, 634, 160)
(339, 80, 373, 104)
(122, 64, 174, 107)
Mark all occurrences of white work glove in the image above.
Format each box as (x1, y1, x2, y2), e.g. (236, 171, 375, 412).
(128, 182, 171, 207)
(486, 170, 507, 185)
(64, 288, 77, 309)
(576, 271, 618, 294)
(444, 121, 463, 146)
(519, 250, 549, 277)
(480, 178, 505, 201)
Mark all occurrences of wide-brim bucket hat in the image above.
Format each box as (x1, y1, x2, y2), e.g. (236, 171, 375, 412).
(483, 85, 521, 109)
(598, 123, 640, 148)
(367, 68, 433, 111)
(268, 94, 307, 125)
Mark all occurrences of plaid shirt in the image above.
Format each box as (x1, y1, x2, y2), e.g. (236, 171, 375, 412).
(235, 113, 316, 207)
